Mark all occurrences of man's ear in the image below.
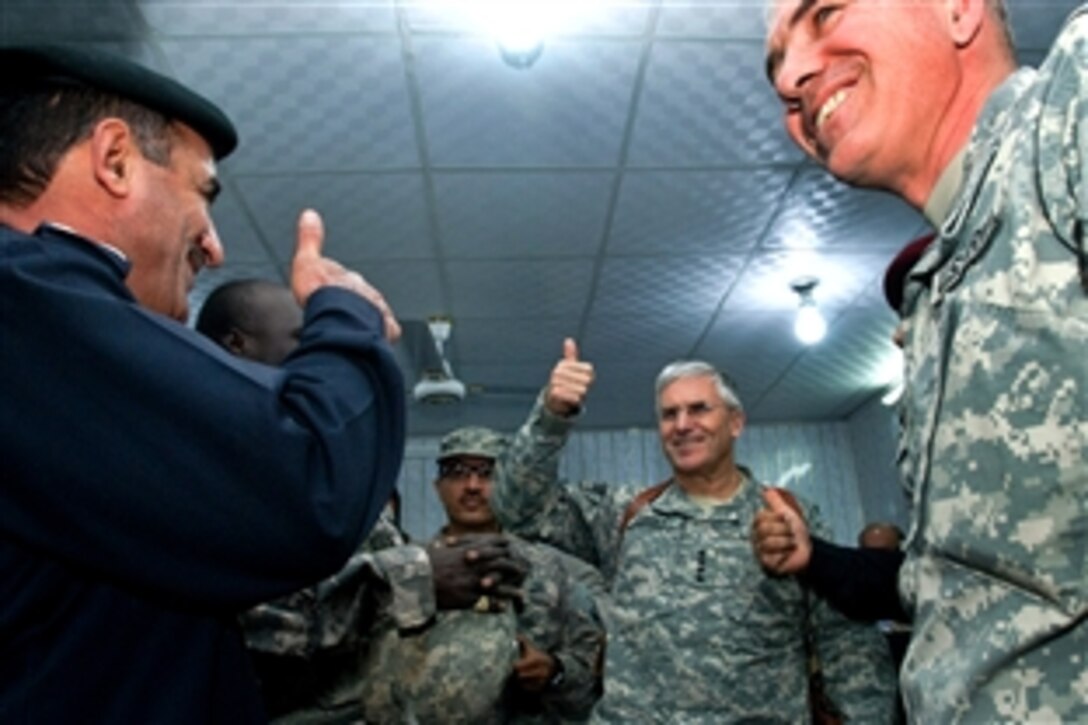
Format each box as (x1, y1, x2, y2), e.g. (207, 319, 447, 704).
(729, 408, 747, 438)
(89, 118, 139, 199)
(947, 0, 986, 47)
(223, 328, 248, 357)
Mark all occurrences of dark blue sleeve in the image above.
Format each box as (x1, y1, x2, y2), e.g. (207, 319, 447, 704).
(1, 231, 406, 610)
(800, 537, 907, 622)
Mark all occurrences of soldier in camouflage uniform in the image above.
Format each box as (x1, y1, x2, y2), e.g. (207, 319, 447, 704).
(765, 1, 1088, 721)
(198, 279, 530, 723)
(362, 426, 605, 724)
(489, 341, 896, 723)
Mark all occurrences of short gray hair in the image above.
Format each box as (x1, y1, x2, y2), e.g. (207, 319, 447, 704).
(654, 361, 743, 415)
(762, 0, 1015, 56)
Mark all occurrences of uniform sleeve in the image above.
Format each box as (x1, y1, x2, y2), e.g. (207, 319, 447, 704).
(1, 241, 407, 610)
(537, 575, 606, 719)
(489, 394, 630, 580)
(802, 508, 898, 722)
(1037, 7, 1088, 256)
(240, 511, 432, 657)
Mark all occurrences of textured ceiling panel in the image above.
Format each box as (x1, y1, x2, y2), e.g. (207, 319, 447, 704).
(210, 186, 273, 264)
(451, 317, 577, 364)
(762, 165, 928, 251)
(627, 39, 802, 166)
(402, 2, 650, 36)
(139, 0, 397, 35)
(159, 36, 419, 173)
(589, 254, 744, 317)
(432, 172, 614, 258)
(723, 250, 889, 311)
(415, 37, 642, 167)
(578, 358, 673, 429)
(235, 173, 435, 262)
(754, 308, 902, 417)
(581, 311, 709, 366)
(656, 1, 768, 40)
(609, 169, 792, 254)
(3, 1, 143, 41)
(456, 361, 552, 392)
(446, 260, 594, 318)
(7, 0, 1077, 436)
(351, 260, 447, 323)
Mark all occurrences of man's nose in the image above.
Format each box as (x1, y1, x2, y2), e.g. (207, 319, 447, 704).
(774, 37, 821, 99)
(200, 223, 225, 268)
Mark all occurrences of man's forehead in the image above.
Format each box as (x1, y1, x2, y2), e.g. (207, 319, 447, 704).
(766, 0, 809, 35)
(661, 376, 718, 402)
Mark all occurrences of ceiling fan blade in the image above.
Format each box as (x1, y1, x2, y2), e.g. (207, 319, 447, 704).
(396, 318, 448, 382)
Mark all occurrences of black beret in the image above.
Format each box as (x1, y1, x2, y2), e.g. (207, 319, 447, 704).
(0, 44, 237, 159)
(883, 233, 936, 313)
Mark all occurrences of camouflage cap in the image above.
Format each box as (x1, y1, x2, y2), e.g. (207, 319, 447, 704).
(437, 426, 506, 462)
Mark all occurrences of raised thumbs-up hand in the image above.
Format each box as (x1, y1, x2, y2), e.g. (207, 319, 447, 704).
(544, 338, 595, 417)
(290, 209, 401, 342)
(751, 488, 813, 574)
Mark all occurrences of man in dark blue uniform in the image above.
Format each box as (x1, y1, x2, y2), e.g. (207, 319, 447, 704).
(0, 44, 409, 723)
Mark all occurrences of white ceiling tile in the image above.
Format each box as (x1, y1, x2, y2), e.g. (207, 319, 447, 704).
(656, 2, 768, 40)
(582, 311, 708, 364)
(159, 36, 418, 173)
(451, 318, 578, 364)
(10, 3, 1064, 436)
(590, 255, 744, 317)
(3, 2, 142, 42)
(433, 172, 613, 257)
(447, 260, 593, 318)
(722, 250, 891, 311)
(628, 40, 802, 166)
(357, 260, 448, 322)
(403, 2, 650, 35)
(415, 37, 642, 166)
(610, 169, 793, 254)
(212, 186, 274, 264)
(762, 165, 927, 251)
(139, 0, 397, 35)
(235, 173, 434, 262)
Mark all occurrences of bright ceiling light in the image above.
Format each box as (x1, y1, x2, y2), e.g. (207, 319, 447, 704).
(790, 276, 827, 345)
(426, 0, 599, 68)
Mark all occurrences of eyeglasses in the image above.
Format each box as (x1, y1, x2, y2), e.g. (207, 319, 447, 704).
(658, 401, 722, 423)
(439, 460, 495, 481)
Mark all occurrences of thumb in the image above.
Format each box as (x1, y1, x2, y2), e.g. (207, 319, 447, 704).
(294, 209, 324, 261)
(763, 488, 805, 528)
(563, 337, 579, 362)
(762, 488, 791, 515)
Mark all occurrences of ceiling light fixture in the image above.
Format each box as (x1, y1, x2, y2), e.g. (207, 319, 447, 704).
(790, 276, 827, 345)
(496, 35, 544, 69)
(488, 3, 547, 68)
(426, 0, 601, 69)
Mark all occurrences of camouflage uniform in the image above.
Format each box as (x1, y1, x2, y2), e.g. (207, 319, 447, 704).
(360, 425, 605, 724)
(895, 8, 1088, 722)
(360, 530, 603, 724)
(490, 398, 896, 724)
(241, 508, 433, 724)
